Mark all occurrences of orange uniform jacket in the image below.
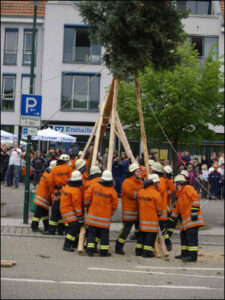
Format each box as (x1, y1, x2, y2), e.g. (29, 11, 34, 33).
(83, 175, 101, 206)
(60, 184, 83, 224)
(138, 185, 163, 232)
(170, 185, 204, 231)
(85, 182, 118, 229)
(164, 177, 176, 206)
(81, 171, 89, 185)
(48, 163, 73, 202)
(157, 177, 168, 221)
(34, 170, 52, 210)
(121, 176, 144, 222)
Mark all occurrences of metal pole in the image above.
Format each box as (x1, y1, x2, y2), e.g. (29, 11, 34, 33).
(23, 3, 37, 224)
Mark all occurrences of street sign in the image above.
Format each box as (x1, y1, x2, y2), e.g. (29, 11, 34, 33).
(22, 127, 38, 136)
(20, 94, 42, 127)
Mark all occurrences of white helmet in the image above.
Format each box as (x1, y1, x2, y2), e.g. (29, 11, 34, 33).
(49, 160, 57, 169)
(78, 151, 83, 156)
(90, 165, 101, 175)
(164, 166, 173, 174)
(101, 170, 113, 181)
(70, 170, 82, 181)
(148, 174, 160, 183)
(59, 154, 70, 161)
(180, 170, 189, 178)
(151, 162, 163, 173)
(129, 163, 140, 173)
(75, 158, 86, 170)
(148, 159, 155, 166)
(174, 174, 186, 183)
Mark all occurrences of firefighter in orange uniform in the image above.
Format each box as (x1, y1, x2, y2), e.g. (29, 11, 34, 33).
(60, 170, 84, 252)
(163, 165, 176, 207)
(75, 158, 89, 184)
(44, 154, 73, 235)
(169, 175, 204, 262)
(115, 163, 144, 255)
(71, 151, 88, 170)
(31, 160, 57, 232)
(137, 174, 163, 257)
(151, 162, 172, 251)
(83, 166, 102, 207)
(85, 170, 118, 257)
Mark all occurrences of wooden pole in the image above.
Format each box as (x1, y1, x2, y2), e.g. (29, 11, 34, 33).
(115, 117, 136, 163)
(107, 79, 119, 171)
(91, 103, 106, 167)
(134, 75, 150, 177)
(81, 116, 99, 160)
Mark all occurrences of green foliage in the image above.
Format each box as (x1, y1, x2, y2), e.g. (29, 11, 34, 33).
(117, 42, 224, 145)
(79, 1, 188, 79)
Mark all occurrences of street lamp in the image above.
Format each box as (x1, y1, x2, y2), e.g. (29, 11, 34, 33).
(23, 0, 40, 224)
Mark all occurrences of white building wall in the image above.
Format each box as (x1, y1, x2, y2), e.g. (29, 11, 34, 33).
(41, 2, 112, 125)
(1, 17, 44, 136)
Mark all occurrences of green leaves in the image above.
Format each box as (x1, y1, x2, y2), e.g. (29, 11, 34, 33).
(79, 1, 187, 79)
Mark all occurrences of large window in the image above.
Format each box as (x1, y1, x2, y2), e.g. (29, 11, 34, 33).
(63, 26, 101, 63)
(4, 29, 18, 65)
(23, 29, 37, 65)
(190, 36, 218, 60)
(1, 75, 16, 111)
(176, 1, 213, 15)
(61, 73, 100, 111)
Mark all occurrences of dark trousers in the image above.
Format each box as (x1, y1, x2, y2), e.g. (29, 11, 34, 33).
(64, 221, 80, 248)
(31, 205, 49, 230)
(33, 171, 43, 186)
(180, 227, 199, 260)
(209, 181, 220, 198)
(159, 220, 170, 241)
(49, 200, 64, 234)
(136, 231, 157, 255)
(87, 225, 109, 254)
(116, 221, 139, 250)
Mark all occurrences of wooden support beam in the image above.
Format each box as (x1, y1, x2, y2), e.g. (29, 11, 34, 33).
(107, 79, 119, 171)
(81, 116, 99, 160)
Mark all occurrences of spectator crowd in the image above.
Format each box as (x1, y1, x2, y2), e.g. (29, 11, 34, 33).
(0, 143, 224, 200)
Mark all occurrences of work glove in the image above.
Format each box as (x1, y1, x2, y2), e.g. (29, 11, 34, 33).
(191, 213, 198, 221)
(77, 215, 84, 226)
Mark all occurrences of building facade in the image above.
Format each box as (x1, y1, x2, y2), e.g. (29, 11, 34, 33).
(1, 0, 224, 156)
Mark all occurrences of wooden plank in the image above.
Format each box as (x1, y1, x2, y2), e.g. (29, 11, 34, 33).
(77, 226, 86, 253)
(81, 116, 99, 160)
(107, 79, 119, 171)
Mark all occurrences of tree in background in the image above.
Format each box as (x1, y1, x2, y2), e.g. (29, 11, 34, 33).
(79, 1, 187, 175)
(117, 42, 224, 173)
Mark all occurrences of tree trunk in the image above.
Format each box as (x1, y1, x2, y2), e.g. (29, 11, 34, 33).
(134, 75, 150, 177)
(107, 79, 119, 171)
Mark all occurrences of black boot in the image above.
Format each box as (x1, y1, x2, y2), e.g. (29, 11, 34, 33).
(175, 254, 183, 259)
(42, 225, 56, 235)
(99, 250, 111, 257)
(130, 233, 137, 240)
(63, 240, 74, 252)
(142, 251, 155, 258)
(135, 248, 143, 256)
(182, 256, 197, 262)
(63, 245, 74, 252)
(87, 249, 94, 257)
(115, 241, 125, 255)
(165, 238, 172, 251)
(31, 219, 39, 232)
(42, 219, 49, 232)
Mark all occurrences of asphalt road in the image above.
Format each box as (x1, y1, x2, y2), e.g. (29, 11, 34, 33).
(1, 236, 224, 299)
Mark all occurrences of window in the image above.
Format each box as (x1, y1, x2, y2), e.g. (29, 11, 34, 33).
(1, 75, 16, 111)
(190, 36, 218, 60)
(23, 29, 37, 65)
(61, 73, 100, 111)
(63, 26, 101, 63)
(4, 29, 18, 65)
(21, 75, 35, 95)
(176, 1, 213, 15)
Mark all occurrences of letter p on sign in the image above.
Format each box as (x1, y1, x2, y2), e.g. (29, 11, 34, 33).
(26, 97, 37, 113)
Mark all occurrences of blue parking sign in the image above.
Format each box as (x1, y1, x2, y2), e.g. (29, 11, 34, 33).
(21, 94, 42, 117)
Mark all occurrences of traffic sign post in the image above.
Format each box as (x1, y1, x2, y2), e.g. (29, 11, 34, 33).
(21, 94, 42, 224)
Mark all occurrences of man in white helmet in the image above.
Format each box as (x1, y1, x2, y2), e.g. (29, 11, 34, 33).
(163, 165, 176, 208)
(71, 150, 88, 170)
(151, 162, 172, 251)
(115, 163, 144, 255)
(43, 154, 73, 235)
(75, 158, 89, 184)
(31, 160, 57, 233)
(85, 170, 118, 257)
(60, 170, 84, 252)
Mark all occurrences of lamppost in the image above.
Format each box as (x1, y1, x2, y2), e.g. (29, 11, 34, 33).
(23, 0, 40, 224)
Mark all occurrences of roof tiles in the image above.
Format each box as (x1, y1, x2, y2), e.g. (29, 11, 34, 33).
(1, 0, 47, 17)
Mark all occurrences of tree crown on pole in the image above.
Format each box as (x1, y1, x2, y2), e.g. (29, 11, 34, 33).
(79, 1, 188, 79)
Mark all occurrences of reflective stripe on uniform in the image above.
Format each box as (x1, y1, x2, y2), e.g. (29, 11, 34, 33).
(168, 228, 175, 232)
(136, 244, 143, 249)
(188, 246, 199, 251)
(66, 234, 75, 241)
(100, 245, 109, 250)
(58, 219, 63, 224)
(139, 221, 158, 225)
(86, 219, 110, 227)
(122, 211, 138, 215)
(35, 195, 49, 204)
(171, 212, 178, 218)
(87, 243, 95, 248)
(87, 214, 111, 222)
(41, 216, 49, 221)
(95, 237, 100, 243)
(181, 246, 188, 250)
(32, 217, 40, 222)
(163, 234, 169, 239)
(122, 216, 138, 220)
(118, 237, 125, 244)
(139, 225, 159, 231)
(63, 216, 77, 222)
(192, 201, 200, 205)
(75, 209, 82, 213)
(34, 199, 49, 210)
(143, 245, 153, 251)
(49, 220, 58, 226)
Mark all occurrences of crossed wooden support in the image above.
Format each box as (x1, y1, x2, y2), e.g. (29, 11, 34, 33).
(79, 78, 168, 258)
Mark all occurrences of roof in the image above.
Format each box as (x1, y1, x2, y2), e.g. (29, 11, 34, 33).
(1, 0, 47, 17)
(220, 0, 224, 20)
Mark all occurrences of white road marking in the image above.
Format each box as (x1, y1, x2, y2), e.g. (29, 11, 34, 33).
(1, 278, 223, 290)
(136, 266, 224, 271)
(88, 267, 224, 279)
